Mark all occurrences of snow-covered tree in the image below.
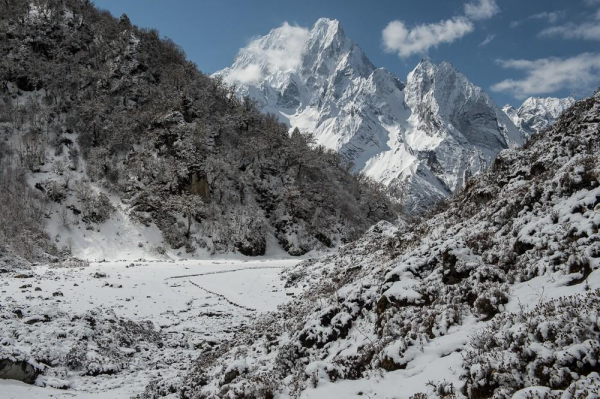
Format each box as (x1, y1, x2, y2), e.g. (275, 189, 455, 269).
(168, 193, 204, 238)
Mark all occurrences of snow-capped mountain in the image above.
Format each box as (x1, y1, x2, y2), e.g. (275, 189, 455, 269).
(400, 59, 524, 210)
(216, 18, 525, 212)
(503, 96, 576, 136)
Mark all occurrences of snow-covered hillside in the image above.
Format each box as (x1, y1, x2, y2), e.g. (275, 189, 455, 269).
(155, 91, 600, 398)
(503, 96, 576, 136)
(2, 2, 599, 399)
(0, 4, 398, 264)
(216, 19, 525, 212)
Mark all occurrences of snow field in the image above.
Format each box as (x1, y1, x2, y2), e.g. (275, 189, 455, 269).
(0, 258, 302, 398)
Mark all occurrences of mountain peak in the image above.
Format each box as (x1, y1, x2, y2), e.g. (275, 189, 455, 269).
(521, 96, 575, 108)
(407, 58, 436, 86)
(216, 20, 524, 212)
(216, 18, 357, 86)
(438, 60, 458, 73)
(410, 59, 460, 79)
(313, 17, 342, 32)
(413, 57, 434, 70)
(305, 17, 348, 56)
(504, 96, 576, 135)
(311, 18, 345, 42)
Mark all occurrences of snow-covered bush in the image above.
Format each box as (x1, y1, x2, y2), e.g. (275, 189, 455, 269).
(37, 180, 67, 203)
(462, 290, 600, 398)
(0, 244, 31, 272)
(0, 303, 163, 385)
(75, 182, 115, 224)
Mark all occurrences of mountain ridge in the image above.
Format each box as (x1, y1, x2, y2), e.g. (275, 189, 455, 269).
(503, 96, 576, 136)
(216, 18, 526, 212)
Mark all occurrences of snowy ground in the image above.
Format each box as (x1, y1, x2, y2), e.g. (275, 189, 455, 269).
(0, 258, 302, 398)
(2, 257, 599, 399)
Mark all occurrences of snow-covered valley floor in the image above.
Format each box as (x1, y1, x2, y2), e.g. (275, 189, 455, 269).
(0, 258, 302, 398)
(2, 258, 599, 399)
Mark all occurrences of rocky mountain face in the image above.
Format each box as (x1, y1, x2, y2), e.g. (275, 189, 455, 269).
(149, 90, 600, 399)
(216, 18, 525, 212)
(503, 96, 576, 136)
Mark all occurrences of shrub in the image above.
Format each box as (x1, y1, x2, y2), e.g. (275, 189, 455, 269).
(462, 291, 600, 398)
(76, 183, 115, 224)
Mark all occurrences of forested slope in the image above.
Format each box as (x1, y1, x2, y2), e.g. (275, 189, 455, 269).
(0, 0, 398, 259)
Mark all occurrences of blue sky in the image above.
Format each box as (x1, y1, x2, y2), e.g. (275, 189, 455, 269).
(93, 0, 600, 106)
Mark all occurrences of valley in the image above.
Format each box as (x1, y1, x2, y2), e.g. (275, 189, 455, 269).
(1, 0, 599, 398)
(1, 258, 301, 398)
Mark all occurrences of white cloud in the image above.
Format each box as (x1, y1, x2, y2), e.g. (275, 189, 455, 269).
(381, 0, 501, 58)
(585, 0, 600, 5)
(539, 21, 600, 40)
(530, 11, 566, 23)
(226, 64, 262, 85)
(479, 34, 496, 47)
(596, 9, 600, 19)
(227, 22, 309, 84)
(491, 53, 600, 99)
(464, 0, 500, 21)
(511, 10, 565, 28)
(249, 22, 309, 75)
(382, 17, 474, 58)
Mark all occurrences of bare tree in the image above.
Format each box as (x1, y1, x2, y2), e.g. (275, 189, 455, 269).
(59, 206, 70, 228)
